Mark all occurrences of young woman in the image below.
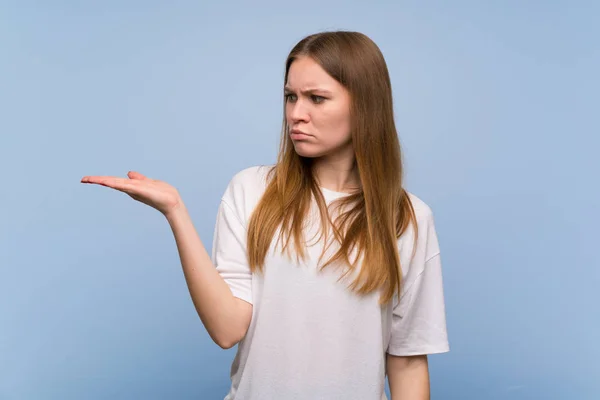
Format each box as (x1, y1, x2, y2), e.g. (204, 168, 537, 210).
(81, 31, 449, 400)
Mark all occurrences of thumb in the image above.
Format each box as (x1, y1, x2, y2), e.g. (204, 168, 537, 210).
(127, 171, 149, 180)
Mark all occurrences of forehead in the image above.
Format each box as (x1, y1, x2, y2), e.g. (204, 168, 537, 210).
(286, 56, 340, 90)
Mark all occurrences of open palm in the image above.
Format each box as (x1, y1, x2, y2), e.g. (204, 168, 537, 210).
(81, 171, 182, 216)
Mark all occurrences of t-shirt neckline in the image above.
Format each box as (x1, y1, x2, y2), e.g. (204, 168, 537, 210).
(319, 186, 354, 198)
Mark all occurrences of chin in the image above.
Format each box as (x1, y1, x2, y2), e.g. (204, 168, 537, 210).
(293, 146, 325, 158)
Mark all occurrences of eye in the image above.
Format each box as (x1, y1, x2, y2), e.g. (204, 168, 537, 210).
(285, 93, 297, 102)
(311, 95, 325, 104)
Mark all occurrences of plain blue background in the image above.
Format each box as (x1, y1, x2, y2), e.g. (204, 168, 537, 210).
(1, 1, 598, 399)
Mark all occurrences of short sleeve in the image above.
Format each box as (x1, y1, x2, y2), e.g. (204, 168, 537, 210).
(211, 198, 253, 305)
(387, 211, 449, 356)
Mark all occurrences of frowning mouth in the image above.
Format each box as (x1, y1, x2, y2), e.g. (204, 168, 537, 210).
(290, 129, 311, 140)
(290, 133, 311, 140)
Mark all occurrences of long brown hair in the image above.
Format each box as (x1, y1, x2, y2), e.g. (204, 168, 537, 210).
(247, 31, 417, 304)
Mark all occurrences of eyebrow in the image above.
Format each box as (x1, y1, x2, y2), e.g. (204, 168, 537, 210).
(284, 86, 333, 95)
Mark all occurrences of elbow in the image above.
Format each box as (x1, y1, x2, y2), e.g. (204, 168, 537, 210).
(204, 299, 252, 350)
(212, 330, 243, 350)
(215, 337, 238, 350)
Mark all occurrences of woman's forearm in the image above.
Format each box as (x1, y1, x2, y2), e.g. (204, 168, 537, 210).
(165, 203, 252, 349)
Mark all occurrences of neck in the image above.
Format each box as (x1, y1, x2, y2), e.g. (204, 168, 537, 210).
(311, 154, 360, 194)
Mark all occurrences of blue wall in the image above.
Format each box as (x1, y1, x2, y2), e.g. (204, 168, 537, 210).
(1, 1, 598, 399)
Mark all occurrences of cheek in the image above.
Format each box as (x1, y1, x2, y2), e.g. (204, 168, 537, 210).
(320, 108, 351, 141)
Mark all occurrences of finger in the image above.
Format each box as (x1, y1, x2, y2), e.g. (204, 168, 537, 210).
(82, 176, 140, 192)
(81, 173, 145, 183)
(127, 171, 150, 180)
(81, 175, 119, 183)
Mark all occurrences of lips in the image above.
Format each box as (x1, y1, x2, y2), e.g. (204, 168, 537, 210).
(290, 130, 311, 140)
(290, 129, 309, 136)
(290, 128, 312, 140)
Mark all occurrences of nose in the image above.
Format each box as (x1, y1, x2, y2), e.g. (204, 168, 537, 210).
(288, 100, 310, 124)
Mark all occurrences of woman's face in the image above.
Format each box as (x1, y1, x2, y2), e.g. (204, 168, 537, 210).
(285, 56, 352, 159)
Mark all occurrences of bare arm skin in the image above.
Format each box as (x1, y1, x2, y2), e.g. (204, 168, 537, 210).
(81, 171, 252, 349)
(387, 354, 430, 400)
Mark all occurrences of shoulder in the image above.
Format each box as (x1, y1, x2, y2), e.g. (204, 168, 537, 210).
(221, 164, 275, 224)
(401, 191, 440, 260)
(226, 164, 274, 192)
(406, 191, 434, 223)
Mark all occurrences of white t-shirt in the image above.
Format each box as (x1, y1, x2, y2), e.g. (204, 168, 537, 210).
(211, 165, 449, 400)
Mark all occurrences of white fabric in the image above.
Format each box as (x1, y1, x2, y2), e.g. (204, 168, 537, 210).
(211, 165, 449, 400)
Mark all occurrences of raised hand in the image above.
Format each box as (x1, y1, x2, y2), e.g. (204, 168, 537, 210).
(80, 171, 183, 217)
